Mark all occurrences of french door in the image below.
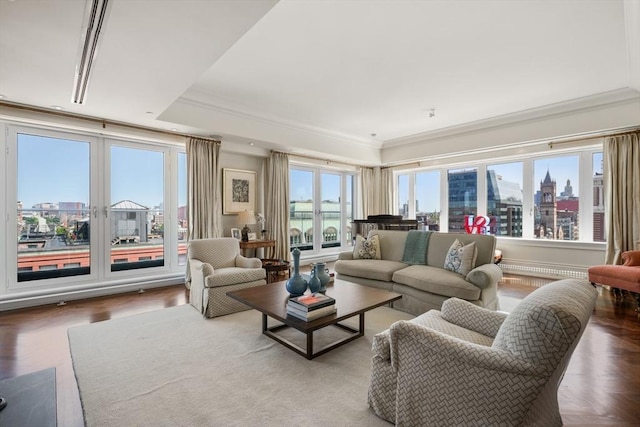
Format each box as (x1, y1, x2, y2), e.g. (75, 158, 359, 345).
(289, 166, 354, 256)
(7, 125, 183, 290)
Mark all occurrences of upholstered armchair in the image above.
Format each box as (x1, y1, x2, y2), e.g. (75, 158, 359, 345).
(368, 278, 597, 426)
(187, 238, 266, 318)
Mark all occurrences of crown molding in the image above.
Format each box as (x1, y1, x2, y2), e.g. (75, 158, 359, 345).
(173, 91, 381, 150)
(382, 88, 640, 149)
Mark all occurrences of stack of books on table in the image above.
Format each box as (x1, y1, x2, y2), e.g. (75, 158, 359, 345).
(287, 293, 336, 321)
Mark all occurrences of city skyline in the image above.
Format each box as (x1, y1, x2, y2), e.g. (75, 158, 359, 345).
(398, 153, 603, 214)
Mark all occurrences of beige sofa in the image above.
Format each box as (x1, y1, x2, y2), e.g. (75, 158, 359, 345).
(334, 230, 502, 315)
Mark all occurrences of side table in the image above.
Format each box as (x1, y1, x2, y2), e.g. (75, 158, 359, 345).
(239, 239, 275, 257)
(261, 259, 291, 284)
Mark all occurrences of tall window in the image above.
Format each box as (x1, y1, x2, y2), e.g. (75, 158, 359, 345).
(17, 133, 91, 281)
(109, 145, 164, 271)
(345, 175, 353, 245)
(533, 156, 579, 240)
(289, 169, 314, 249)
(289, 167, 354, 253)
(177, 152, 188, 265)
(415, 171, 440, 230)
(397, 174, 409, 218)
(5, 124, 208, 297)
(448, 168, 477, 232)
(487, 162, 523, 237)
(592, 152, 605, 242)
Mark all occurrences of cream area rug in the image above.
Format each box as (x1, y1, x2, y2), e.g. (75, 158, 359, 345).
(68, 304, 414, 427)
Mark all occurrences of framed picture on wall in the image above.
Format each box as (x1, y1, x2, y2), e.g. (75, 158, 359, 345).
(223, 168, 256, 214)
(230, 228, 241, 240)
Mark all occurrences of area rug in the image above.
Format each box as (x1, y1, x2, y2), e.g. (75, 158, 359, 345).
(68, 305, 414, 426)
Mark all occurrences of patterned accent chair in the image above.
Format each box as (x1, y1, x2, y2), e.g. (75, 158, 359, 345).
(368, 278, 597, 426)
(187, 238, 266, 318)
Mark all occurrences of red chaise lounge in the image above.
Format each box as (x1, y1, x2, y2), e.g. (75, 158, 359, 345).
(588, 250, 640, 316)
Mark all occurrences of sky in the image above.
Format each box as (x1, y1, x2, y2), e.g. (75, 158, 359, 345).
(290, 169, 341, 201)
(17, 134, 599, 212)
(17, 134, 186, 210)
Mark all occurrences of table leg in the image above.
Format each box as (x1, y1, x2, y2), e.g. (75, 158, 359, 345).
(307, 332, 313, 360)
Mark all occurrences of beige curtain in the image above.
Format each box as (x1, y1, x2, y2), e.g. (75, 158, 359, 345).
(186, 137, 222, 240)
(360, 166, 394, 217)
(360, 167, 378, 217)
(604, 132, 640, 264)
(265, 151, 290, 260)
(380, 167, 394, 214)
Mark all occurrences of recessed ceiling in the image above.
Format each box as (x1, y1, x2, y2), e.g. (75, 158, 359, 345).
(1, 0, 638, 165)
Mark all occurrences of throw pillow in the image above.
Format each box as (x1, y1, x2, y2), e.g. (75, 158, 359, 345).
(444, 239, 476, 276)
(353, 234, 381, 260)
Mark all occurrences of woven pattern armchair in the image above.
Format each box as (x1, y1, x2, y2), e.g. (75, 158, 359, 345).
(368, 278, 597, 426)
(187, 238, 266, 318)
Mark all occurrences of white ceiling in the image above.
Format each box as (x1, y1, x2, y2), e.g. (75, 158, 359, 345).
(1, 0, 639, 165)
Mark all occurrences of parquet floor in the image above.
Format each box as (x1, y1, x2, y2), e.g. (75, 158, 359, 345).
(1, 273, 639, 426)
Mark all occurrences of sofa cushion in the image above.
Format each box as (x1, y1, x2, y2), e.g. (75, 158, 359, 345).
(427, 233, 495, 268)
(443, 239, 477, 275)
(353, 234, 381, 260)
(204, 267, 266, 288)
(392, 265, 482, 300)
(335, 259, 408, 282)
(366, 230, 409, 262)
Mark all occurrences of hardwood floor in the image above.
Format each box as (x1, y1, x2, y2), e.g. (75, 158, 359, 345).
(1, 274, 639, 426)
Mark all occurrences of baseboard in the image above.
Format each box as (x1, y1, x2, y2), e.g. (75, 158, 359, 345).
(0, 276, 185, 312)
(500, 258, 588, 280)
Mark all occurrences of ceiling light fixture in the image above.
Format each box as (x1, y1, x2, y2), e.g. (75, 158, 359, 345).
(71, 0, 111, 104)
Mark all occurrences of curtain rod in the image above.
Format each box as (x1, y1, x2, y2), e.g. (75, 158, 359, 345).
(547, 127, 640, 149)
(286, 151, 363, 168)
(0, 101, 221, 143)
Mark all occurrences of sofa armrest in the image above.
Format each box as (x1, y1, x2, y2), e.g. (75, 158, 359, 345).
(338, 250, 354, 261)
(235, 255, 262, 268)
(190, 259, 214, 285)
(622, 250, 640, 266)
(188, 258, 214, 316)
(465, 263, 503, 289)
(441, 298, 508, 338)
(372, 330, 391, 361)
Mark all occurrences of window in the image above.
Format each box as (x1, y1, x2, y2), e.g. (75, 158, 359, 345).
(177, 152, 188, 265)
(109, 145, 164, 271)
(487, 163, 523, 237)
(394, 143, 602, 243)
(534, 156, 579, 240)
(415, 171, 440, 231)
(397, 174, 409, 218)
(448, 168, 477, 233)
(6, 124, 185, 294)
(289, 167, 355, 254)
(592, 152, 605, 242)
(17, 133, 91, 281)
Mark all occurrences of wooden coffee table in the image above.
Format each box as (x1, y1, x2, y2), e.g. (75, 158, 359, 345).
(227, 279, 402, 360)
